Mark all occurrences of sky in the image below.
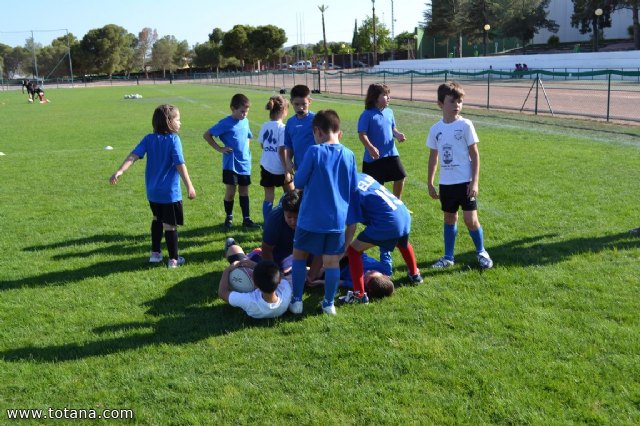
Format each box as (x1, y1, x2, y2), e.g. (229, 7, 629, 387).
(0, 0, 428, 48)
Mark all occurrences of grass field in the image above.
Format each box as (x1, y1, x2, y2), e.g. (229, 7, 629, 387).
(1, 83, 639, 425)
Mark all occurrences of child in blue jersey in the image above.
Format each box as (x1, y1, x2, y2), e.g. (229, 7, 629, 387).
(110, 104, 196, 268)
(290, 110, 358, 315)
(283, 85, 316, 177)
(427, 82, 493, 270)
(203, 93, 259, 228)
(358, 83, 407, 199)
(258, 95, 293, 220)
(343, 173, 422, 304)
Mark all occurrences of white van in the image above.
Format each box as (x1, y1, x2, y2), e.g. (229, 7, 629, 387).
(291, 60, 312, 71)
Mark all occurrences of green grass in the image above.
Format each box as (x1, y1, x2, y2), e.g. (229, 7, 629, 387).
(1, 83, 639, 425)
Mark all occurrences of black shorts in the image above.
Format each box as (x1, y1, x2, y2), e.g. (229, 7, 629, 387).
(362, 156, 407, 184)
(223, 170, 251, 186)
(260, 166, 286, 187)
(149, 201, 184, 226)
(439, 182, 478, 213)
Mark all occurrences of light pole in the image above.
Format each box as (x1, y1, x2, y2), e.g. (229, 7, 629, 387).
(483, 24, 491, 56)
(372, 0, 377, 65)
(594, 8, 603, 52)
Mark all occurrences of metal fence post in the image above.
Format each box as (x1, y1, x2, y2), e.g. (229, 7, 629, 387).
(534, 73, 539, 115)
(606, 71, 611, 122)
(340, 72, 343, 95)
(486, 66, 491, 109)
(410, 71, 414, 102)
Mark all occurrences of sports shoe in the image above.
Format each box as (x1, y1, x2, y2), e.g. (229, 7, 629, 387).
(338, 291, 370, 305)
(477, 251, 494, 270)
(289, 300, 303, 314)
(223, 237, 237, 253)
(408, 272, 424, 284)
(224, 215, 233, 228)
(321, 300, 337, 315)
(242, 218, 261, 228)
(167, 256, 185, 268)
(432, 257, 454, 268)
(149, 251, 163, 263)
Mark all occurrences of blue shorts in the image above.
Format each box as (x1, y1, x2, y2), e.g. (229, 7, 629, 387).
(294, 228, 345, 256)
(358, 230, 409, 252)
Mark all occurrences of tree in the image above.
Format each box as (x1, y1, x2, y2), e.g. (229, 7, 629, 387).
(571, 0, 615, 39)
(151, 35, 185, 77)
(616, 0, 639, 48)
(318, 5, 330, 69)
(221, 25, 253, 69)
(352, 20, 361, 52)
(78, 24, 136, 77)
(425, 0, 465, 57)
(502, 0, 558, 52)
(193, 41, 221, 70)
(355, 16, 392, 54)
(247, 25, 287, 69)
(209, 28, 225, 45)
(137, 28, 158, 78)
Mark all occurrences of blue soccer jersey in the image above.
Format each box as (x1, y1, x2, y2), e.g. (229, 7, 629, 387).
(357, 107, 399, 163)
(132, 132, 185, 203)
(347, 173, 411, 240)
(262, 206, 295, 264)
(284, 112, 315, 169)
(340, 252, 392, 287)
(294, 143, 358, 233)
(208, 115, 253, 175)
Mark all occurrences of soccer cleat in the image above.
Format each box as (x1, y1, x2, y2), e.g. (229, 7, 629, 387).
(431, 257, 454, 268)
(224, 215, 233, 228)
(223, 237, 237, 253)
(477, 251, 494, 270)
(167, 256, 185, 269)
(321, 300, 337, 315)
(338, 291, 369, 305)
(408, 273, 424, 284)
(149, 251, 163, 263)
(289, 300, 303, 314)
(242, 218, 261, 229)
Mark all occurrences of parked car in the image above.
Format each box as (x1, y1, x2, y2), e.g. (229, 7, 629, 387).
(317, 61, 342, 70)
(291, 60, 312, 70)
(352, 60, 369, 68)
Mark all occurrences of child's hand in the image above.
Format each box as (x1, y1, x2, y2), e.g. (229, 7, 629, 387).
(428, 184, 439, 199)
(395, 132, 406, 142)
(187, 185, 196, 200)
(467, 182, 479, 198)
(367, 145, 380, 160)
(219, 146, 233, 154)
(109, 172, 122, 185)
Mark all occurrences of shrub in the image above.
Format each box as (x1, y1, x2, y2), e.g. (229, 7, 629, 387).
(547, 35, 560, 48)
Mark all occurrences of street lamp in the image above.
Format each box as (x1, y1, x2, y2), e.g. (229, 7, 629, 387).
(483, 24, 491, 56)
(594, 8, 603, 52)
(372, 0, 377, 65)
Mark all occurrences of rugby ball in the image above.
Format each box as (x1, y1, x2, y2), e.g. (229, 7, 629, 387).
(228, 266, 254, 293)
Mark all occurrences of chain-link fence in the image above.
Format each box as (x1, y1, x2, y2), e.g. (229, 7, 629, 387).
(192, 68, 640, 124)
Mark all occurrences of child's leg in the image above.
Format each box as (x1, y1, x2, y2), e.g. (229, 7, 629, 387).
(291, 248, 308, 302)
(347, 239, 375, 296)
(463, 210, 485, 253)
(392, 178, 405, 199)
(238, 185, 251, 221)
(322, 254, 342, 306)
(443, 212, 458, 261)
(397, 240, 419, 276)
(151, 216, 163, 253)
(224, 184, 236, 218)
(263, 186, 275, 220)
(164, 223, 179, 260)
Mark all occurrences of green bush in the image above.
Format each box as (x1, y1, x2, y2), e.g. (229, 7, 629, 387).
(547, 35, 560, 47)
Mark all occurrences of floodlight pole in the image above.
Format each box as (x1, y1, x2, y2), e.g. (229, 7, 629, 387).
(31, 30, 40, 82)
(66, 29, 74, 87)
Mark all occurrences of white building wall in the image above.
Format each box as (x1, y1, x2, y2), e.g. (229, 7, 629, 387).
(533, 1, 633, 44)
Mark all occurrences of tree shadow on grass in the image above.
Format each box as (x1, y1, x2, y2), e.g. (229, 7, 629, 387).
(0, 272, 319, 362)
(417, 231, 640, 274)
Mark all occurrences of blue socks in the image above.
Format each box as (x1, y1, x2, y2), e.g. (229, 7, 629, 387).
(323, 267, 340, 307)
(444, 223, 457, 261)
(469, 226, 485, 253)
(291, 259, 306, 302)
(262, 200, 273, 222)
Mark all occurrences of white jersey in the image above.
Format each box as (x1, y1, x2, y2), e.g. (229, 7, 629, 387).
(426, 117, 479, 185)
(228, 276, 292, 319)
(258, 120, 286, 175)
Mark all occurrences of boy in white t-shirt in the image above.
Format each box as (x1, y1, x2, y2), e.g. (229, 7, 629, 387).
(218, 239, 292, 319)
(426, 82, 493, 270)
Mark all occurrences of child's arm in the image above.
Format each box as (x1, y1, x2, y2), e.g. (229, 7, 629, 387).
(218, 267, 232, 302)
(203, 131, 232, 154)
(281, 146, 294, 174)
(468, 144, 480, 197)
(110, 153, 140, 184)
(392, 127, 406, 142)
(427, 148, 439, 199)
(358, 132, 380, 160)
(176, 164, 197, 200)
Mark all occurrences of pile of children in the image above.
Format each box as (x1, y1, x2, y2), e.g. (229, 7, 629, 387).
(110, 81, 493, 318)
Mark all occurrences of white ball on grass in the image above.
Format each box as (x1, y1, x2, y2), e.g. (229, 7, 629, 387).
(228, 267, 254, 293)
